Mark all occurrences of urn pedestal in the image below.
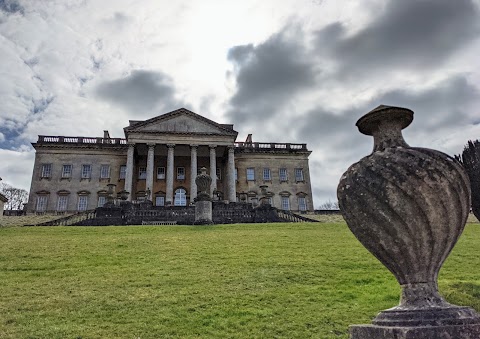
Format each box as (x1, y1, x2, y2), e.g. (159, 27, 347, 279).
(337, 105, 480, 338)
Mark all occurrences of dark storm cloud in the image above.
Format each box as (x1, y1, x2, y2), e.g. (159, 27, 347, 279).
(0, 0, 24, 15)
(226, 27, 316, 124)
(297, 75, 480, 160)
(96, 70, 183, 115)
(315, 0, 480, 76)
(377, 76, 479, 132)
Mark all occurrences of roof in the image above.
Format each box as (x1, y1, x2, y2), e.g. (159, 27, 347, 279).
(124, 107, 238, 137)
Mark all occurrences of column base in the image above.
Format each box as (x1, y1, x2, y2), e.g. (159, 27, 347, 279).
(350, 323, 480, 339)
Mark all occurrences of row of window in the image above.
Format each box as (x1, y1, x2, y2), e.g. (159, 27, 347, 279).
(41, 164, 305, 183)
(35, 188, 189, 212)
(40, 164, 222, 181)
(242, 167, 304, 182)
(41, 164, 112, 179)
(36, 195, 94, 212)
(139, 167, 222, 181)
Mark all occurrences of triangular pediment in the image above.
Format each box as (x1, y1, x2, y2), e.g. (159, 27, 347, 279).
(124, 108, 237, 136)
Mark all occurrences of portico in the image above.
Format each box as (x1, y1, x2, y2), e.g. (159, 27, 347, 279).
(122, 108, 238, 205)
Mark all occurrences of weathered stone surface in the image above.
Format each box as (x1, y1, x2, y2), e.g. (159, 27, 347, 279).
(235, 152, 313, 211)
(337, 105, 480, 334)
(195, 167, 212, 203)
(194, 200, 213, 225)
(350, 323, 480, 339)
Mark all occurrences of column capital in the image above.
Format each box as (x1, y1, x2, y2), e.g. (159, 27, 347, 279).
(128, 143, 135, 149)
(209, 144, 217, 149)
(190, 144, 198, 149)
(166, 144, 175, 149)
(147, 143, 156, 149)
(227, 145, 235, 152)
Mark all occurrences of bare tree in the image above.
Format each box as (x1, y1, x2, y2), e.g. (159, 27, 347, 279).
(0, 182, 29, 211)
(317, 199, 339, 210)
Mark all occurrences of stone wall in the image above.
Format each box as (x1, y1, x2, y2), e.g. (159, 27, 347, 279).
(79, 202, 289, 226)
(235, 152, 313, 211)
(28, 146, 127, 212)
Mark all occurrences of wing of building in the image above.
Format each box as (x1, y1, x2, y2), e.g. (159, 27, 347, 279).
(27, 108, 314, 213)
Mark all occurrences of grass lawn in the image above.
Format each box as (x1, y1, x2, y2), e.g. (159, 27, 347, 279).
(0, 222, 479, 339)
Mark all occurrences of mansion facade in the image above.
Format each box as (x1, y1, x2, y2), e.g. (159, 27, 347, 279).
(27, 108, 314, 213)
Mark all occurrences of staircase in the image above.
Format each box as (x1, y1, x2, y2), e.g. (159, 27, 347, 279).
(31, 210, 97, 226)
(275, 209, 319, 223)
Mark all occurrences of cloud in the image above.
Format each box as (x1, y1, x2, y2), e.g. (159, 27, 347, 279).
(226, 25, 317, 129)
(298, 75, 480, 154)
(315, 0, 480, 78)
(0, 0, 24, 15)
(96, 70, 184, 116)
(0, 148, 34, 191)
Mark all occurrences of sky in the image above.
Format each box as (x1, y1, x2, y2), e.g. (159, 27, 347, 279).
(1, 0, 480, 207)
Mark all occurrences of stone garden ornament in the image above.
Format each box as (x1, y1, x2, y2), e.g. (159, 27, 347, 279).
(337, 105, 480, 338)
(194, 167, 213, 225)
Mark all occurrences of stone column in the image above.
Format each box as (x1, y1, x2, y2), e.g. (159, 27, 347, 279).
(146, 144, 155, 201)
(190, 145, 198, 203)
(209, 145, 217, 197)
(125, 143, 135, 201)
(166, 144, 175, 205)
(227, 145, 236, 203)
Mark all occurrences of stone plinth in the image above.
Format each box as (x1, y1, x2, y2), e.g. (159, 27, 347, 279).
(351, 324, 480, 339)
(194, 200, 213, 225)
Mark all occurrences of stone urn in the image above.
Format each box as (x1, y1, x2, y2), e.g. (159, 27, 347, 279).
(194, 167, 213, 224)
(337, 105, 480, 328)
(195, 167, 212, 202)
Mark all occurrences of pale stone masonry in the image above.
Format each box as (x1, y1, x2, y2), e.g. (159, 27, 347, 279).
(27, 108, 314, 213)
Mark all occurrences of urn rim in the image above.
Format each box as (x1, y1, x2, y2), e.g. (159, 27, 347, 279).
(356, 105, 413, 136)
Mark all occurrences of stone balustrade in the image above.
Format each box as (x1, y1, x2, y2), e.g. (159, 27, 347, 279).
(37, 135, 127, 145)
(234, 141, 308, 151)
(37, 136, 306, 151)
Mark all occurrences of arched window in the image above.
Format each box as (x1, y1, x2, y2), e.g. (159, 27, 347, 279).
(174, 188, 187, 206)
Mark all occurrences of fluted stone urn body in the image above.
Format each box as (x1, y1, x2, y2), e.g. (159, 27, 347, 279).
(337, 105, 480, 330)
(195, 167, 212, 202)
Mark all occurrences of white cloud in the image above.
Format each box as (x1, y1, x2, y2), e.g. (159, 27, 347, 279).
(0, 148, 34, 191)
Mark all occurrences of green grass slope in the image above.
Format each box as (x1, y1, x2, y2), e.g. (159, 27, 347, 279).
(0, 223, 478, 338)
